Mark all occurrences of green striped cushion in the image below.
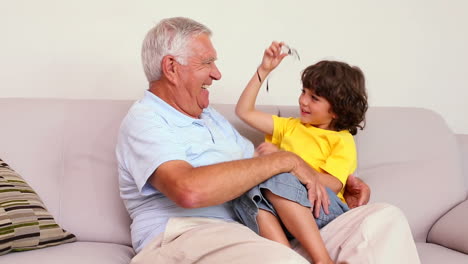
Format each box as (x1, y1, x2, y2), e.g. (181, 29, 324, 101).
(0, 159, 76, 255)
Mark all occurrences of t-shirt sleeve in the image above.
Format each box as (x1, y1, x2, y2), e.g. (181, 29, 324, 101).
(265, 116, 295, 147)
(118, 113, 187, 196)
(319, 133, 357, 186)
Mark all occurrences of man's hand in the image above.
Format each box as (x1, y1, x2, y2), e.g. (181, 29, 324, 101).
(290, 154, 330, 217)
(306, 181, 330, 218)
(343, 175, 371, 208)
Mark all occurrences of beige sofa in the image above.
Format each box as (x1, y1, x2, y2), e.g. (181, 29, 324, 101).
(0, 98, 466, 264)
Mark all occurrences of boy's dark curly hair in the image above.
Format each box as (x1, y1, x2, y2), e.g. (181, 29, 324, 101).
(301, 60, 368, 135)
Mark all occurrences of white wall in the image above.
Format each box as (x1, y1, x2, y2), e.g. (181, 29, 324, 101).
(2, 0, 467, 133)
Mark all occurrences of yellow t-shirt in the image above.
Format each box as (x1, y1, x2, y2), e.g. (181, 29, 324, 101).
(266, 116, 357, 202)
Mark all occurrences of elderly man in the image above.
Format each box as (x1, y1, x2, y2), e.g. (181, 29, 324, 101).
(116, 17, 420, 263)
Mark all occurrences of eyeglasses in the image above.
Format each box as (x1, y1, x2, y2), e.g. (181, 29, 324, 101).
(281, 44, 300, 61)
(266, 44, 301, 92)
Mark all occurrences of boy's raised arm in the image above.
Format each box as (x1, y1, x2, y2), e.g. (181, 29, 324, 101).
(235, 41, 288, 135)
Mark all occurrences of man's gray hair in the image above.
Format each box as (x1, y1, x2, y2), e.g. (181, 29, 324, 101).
(141, 17, 212, 82)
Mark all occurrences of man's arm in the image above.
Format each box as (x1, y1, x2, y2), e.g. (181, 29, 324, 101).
(257, 142, 343, 194)
(150, 150, 329, 216)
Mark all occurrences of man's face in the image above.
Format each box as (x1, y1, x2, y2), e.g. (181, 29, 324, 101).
(174, 34, 222, 118)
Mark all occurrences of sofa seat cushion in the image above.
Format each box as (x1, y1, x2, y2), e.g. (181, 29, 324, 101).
(427, 199, 468, 254)
(0, 241, 135, 264)
(417, 242, 468, 264)
(0, 159, 76, 255)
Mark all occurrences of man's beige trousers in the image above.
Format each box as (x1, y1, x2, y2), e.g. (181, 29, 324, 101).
(131, 203, 420, 264)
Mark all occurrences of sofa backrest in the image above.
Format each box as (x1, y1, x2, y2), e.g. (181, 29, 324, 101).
(0, 98, 134, 246)
(1, 98, 466, 245)
(0, 99, 278, 246)
(277, 105, 467, 242)
(356, 107, 466, 241)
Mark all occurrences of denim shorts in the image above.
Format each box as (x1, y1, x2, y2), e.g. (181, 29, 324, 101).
(231, 172, 349, 237)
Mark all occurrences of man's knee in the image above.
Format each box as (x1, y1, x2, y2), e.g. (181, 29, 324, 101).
(320, 202, 412, 240)
(361, 203, 408, 225)
(352, 203, 413, 245)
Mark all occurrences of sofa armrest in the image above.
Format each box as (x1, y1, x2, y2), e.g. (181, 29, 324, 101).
(426, 134, 468, 253)
(427, 199, 468, 253)
(457, 134, 468, 186)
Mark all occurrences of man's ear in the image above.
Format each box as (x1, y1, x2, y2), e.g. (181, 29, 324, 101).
(161, 55, 179, 84)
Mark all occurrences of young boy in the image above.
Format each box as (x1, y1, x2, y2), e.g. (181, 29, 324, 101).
(232, 42, 368, 263)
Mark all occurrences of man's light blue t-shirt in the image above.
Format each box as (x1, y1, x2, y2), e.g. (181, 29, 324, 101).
(116, 91, 254, 252)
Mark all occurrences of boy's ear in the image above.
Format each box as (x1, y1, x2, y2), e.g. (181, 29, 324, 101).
(161, 55, 178, 84)
(330, 110, 338, 120)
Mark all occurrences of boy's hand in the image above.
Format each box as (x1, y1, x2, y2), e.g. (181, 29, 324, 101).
(258, 42, 288, 75)
(255, 142, 280, 156)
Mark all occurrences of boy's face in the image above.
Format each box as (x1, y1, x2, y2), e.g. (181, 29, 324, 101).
(298, 88, 336, 130)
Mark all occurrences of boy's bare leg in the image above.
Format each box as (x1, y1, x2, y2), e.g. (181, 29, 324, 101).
(264, 190, 334, 264)
(256, 209, 291, 247)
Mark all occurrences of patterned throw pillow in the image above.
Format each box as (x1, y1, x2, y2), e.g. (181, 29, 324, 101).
(0, 159, 76, 255)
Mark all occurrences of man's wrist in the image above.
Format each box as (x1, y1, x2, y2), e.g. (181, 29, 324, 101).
(270, 151, 300, 174)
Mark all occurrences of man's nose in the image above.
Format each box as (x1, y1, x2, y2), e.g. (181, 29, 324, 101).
(211, 64, 222, 80)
